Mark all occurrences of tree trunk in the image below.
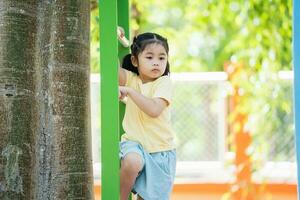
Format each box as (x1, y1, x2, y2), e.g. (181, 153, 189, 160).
(0, 1, 39, 199)
(0, 1, 93, 199)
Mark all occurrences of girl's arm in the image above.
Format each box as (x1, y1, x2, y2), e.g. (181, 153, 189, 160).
(119, 86, 168, 118)
(119, 64, 127, 86)
(117, 26, 127, 86)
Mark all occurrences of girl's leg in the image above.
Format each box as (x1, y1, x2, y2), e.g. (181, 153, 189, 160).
(137, 195, 144, 200)
(120, 153, 144, 200)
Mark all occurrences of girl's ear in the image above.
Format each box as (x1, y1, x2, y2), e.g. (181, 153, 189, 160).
(131, 56, 138, 67)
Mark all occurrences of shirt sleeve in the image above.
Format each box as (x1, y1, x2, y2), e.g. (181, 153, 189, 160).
(124, 70, 135, 87)
(153, 76, 172, 105)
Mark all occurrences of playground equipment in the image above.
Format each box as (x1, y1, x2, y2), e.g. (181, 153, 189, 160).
(98, 0, 299, 199)
(99, 0, 129, 199)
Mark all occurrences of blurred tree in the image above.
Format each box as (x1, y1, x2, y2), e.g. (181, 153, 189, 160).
(130, 0, 292, 72)
(92, 0, 292, 72)
(91, 3, 100, 73)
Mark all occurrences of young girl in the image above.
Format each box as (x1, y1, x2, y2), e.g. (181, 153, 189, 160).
(118, 32, 176, 200)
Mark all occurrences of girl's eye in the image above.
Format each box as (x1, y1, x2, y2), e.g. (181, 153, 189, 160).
(146, 57, 152, 59)
(160, 57, 166, 60)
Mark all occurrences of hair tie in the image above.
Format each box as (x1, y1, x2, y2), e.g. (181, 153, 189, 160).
(133, 36, 138, 42)
(131, 36, 140, 51)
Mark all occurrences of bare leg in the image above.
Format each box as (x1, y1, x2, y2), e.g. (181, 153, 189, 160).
(137, 195, 144, 200)
(120, 153, 143, 200)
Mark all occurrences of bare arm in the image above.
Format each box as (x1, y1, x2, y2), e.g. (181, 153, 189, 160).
(117, 26, 128, 86)
(119, 65, 127, 86)
(119, 86, 168, 118)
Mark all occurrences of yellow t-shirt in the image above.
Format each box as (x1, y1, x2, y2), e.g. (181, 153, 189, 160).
(121, 70, 175, 153)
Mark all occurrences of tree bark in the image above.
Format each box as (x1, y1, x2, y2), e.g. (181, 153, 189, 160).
(0, 1, 39, 199)
(0, 1, 93, 199)
(35, 1, 93, 199)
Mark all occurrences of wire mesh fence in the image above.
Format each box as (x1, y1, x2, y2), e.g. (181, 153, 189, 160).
(266, 76, 295, 162)
(170, 73, 228, 161)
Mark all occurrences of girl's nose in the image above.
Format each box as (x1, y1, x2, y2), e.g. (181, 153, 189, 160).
(153, 61, 159, 66)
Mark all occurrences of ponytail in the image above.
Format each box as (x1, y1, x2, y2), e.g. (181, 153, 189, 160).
(121, 54, 139, 75)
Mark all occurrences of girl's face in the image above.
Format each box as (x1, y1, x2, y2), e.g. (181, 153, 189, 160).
(132, 43, 168, 83)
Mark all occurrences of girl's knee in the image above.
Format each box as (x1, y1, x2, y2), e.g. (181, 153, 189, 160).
(121, 153, 144, 174)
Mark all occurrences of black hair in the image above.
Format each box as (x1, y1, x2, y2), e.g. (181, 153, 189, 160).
(121, 32, 170, 76)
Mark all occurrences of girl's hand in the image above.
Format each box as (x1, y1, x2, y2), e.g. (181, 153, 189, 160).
(119, 86, 131, 100)
(117, 26, 129, 47)
(117, 26, 125, 38)
(119, 86, 168, 117)
(118, 90, 122, 99)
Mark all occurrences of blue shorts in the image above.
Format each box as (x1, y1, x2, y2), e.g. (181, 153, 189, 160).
(120, 141, 176, 200)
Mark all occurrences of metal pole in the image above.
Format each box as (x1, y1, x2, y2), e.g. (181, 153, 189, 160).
(118, 3, 131, 199)
(118, 0, 130, 137)
(99, 0, 120, 199)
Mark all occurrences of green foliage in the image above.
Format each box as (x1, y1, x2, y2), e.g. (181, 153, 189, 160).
(130, 0, 292, 72)
(92, 0, 292, 71)
(91, 4, 99, 73)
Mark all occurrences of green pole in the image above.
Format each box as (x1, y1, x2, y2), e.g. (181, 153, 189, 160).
(99, 0, 120, 199)
(118, 3, 131, 200)
(118, 0, 130, 136)
(118, 0, 130, 57)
